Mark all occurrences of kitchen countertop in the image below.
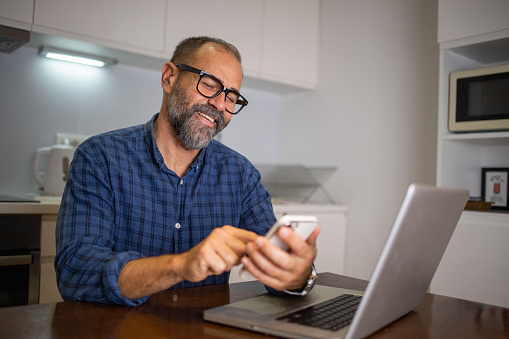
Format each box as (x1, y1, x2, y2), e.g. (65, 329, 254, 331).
(0, 197, 344, 216)
(0, 196, 61, 215)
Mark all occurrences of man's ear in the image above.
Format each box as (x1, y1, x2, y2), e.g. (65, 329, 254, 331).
(161, 62, 178, 93)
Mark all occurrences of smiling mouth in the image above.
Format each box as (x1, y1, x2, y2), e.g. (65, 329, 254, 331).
(197, 112, 216, 124)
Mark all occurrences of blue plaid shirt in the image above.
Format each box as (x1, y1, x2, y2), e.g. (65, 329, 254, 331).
(55, 113, 277, 306)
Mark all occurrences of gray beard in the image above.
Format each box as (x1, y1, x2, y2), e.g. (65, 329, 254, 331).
(166, 80, 229, 150)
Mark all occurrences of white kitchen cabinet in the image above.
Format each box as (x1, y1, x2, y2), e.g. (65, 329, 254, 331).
(230, 203, 347, 283)
(164, 0, 319, 89)
(32, 0, 166, 58)
(433, 0, 509, 307)
(40, 214, 63, 304)
(430, 212, 509, 308)
(164, 0, 264, 78)
(438, 0, 509, 44)
(261, 0, 320, 89)
(0, 0, 33, 30)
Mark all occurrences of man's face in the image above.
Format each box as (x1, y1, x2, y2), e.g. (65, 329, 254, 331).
(165, 76, 229, 150)
(165, 46, 243, 150)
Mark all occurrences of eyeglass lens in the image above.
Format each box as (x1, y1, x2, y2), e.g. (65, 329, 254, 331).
(198, 74, 244, 114)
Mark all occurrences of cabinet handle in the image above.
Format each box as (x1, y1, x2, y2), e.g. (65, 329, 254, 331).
(0, 255, 32, 266)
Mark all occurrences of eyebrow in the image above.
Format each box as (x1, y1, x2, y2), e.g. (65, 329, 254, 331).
(212, 72, 240, 94)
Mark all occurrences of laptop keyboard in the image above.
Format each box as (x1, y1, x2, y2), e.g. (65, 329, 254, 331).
(277, 294, 362, 331)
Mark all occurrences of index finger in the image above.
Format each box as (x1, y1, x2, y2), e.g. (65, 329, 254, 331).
(221, 225, 259, 243)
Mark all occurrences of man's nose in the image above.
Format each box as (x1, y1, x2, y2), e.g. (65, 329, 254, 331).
(207, 93, 226, 112)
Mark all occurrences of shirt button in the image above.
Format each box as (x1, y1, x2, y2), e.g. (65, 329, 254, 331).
(175, 223, 181, 229)
(180, 179, 183, 185)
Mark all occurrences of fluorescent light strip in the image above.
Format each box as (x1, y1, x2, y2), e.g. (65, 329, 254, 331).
(45, 52, 106, 67)
(38, 47, 116, 67)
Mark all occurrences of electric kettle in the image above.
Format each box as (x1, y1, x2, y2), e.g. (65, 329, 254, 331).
(33, 145, 75, 196)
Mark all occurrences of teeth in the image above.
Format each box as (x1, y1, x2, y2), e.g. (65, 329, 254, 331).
(199, 112, 215, 123)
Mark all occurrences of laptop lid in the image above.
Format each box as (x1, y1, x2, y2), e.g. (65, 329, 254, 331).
(204, 184, 469, 339)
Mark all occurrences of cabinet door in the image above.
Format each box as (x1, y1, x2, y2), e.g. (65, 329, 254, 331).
(33, 0, 166, 57)
(430, 212, 509, 308)
(165, 0, 263, 77)
(438, 0, 509, 43)
(40, 215, 63, 304)
(40, 262, 63, 304)
(261, 0, 319, 88)
(0, 0, 33, 30)
(312, 213, 346, 275)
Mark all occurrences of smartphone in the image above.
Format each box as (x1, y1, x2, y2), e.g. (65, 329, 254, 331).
(238, 215, 318, 279)
(264, 215, 318, 251)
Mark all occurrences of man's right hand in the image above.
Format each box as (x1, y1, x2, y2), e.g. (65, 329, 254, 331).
(177, 226, 258, 283)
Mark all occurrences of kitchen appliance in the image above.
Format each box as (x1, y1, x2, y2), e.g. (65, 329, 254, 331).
(33, 145, 75, 196)
(0, 214, 41, 307)
(449, 63, 509, 133)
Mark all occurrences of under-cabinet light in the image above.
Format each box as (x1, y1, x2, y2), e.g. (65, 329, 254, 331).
(38, 47, 116, 67)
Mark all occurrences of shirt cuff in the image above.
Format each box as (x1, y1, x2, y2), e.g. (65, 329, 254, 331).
(103, 252, 149, 306)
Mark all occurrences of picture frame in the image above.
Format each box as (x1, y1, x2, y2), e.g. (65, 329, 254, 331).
(482, 168, 509, 211)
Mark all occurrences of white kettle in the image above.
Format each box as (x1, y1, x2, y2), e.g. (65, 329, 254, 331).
(33, 144, 75, 196)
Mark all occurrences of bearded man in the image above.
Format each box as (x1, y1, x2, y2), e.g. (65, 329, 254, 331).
(55, 36, 320, 306)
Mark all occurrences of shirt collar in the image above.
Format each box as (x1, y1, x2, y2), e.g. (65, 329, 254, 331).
(144, 112, 207, 172)
(145, 113, 165, 169)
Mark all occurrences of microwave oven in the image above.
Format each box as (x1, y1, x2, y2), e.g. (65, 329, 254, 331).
(449, 63, 509, 133)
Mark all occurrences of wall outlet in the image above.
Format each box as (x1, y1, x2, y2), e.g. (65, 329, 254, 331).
(56, 133, 91, 148)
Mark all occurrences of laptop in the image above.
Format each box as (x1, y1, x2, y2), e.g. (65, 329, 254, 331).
(204, 184, 469, 339)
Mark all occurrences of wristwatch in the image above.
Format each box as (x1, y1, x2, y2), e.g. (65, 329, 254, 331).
(283, 265, 317, 296)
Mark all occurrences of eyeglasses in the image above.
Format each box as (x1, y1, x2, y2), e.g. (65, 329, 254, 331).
(175, 63, 248, 114)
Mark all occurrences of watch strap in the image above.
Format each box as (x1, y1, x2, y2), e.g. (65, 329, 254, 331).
(283, 265, 317, 296)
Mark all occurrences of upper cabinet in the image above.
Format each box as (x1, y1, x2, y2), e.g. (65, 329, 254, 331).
(261, 0, 319, 89)
(438, 0, 509, 44)
(28, 0, 319, 91)
(164, 0, 264, 79)
(32, 0, 166, 58)
(0, 0, 34, 31)
(164, 0, 319, 89)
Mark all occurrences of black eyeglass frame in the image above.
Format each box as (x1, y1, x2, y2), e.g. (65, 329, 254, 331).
(175, 63, 248, 114)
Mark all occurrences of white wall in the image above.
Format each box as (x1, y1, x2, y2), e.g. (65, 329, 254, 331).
(279, 0, 439, 279)
(0, 47, 281, 194)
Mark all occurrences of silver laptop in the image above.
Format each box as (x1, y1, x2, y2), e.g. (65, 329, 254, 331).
(204, 184, 469, 339)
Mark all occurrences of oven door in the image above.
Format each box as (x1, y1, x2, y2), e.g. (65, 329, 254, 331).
(0, 214, 42, 308)
(0, 251, 41, 307)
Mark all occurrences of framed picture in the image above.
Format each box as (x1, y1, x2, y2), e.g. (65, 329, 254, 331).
(482, 168, 509, 211)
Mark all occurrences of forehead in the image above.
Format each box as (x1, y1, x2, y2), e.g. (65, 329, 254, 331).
(190, 44, 243, 90)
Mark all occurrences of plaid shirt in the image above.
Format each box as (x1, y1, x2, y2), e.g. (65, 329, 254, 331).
(55, 114, 276, 306)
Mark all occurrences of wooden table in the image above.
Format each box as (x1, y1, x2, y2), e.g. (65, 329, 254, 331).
(0, 273, 507, 338)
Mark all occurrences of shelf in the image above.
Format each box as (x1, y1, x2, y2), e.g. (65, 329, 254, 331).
(442, 131, 509, 145)
(447, 35, 509, 65)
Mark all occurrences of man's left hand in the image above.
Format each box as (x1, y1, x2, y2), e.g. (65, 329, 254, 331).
(240, 225, 320, 291)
